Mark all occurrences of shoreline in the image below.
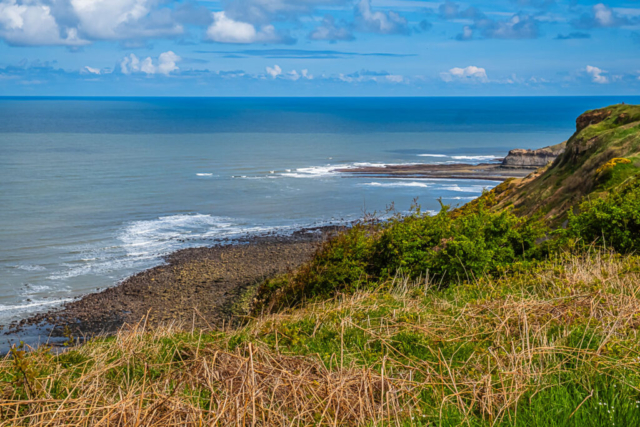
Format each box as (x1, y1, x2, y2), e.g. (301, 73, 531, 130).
(3, 226, 345, 350)
(2, 161, 538, 351)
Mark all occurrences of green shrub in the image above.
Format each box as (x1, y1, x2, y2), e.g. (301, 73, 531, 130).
(264, 198, 547, 306)
(566, 177, 640, 253)
(370, 200, 545, 281)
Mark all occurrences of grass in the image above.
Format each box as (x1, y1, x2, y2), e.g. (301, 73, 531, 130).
(3, 251, 640, 426)
(494, 104, 640, 223)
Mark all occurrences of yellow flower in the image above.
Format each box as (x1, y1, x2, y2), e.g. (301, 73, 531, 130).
(596, 158, 631, 174)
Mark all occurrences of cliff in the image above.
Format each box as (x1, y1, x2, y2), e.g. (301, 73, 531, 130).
(490, 104, 640, 222)
(501, 142, 566, 169)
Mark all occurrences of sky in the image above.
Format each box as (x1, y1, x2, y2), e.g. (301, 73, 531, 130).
(0, 0, 638, 96)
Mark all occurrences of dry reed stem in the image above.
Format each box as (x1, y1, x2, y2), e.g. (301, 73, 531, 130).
(2, 252, 640, 425)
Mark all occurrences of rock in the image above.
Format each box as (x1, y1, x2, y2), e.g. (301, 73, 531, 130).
(576, 109, 611, 132)
(501, 143, 566, 169)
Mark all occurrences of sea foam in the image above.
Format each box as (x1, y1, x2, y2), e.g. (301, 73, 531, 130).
(46, 214, 340, 283)
(360, 181, 431, 188)
(450, 155, 500, 161)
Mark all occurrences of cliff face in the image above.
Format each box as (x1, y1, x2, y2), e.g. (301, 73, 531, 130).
(501, 143, 566, 169)
(490, 104, 640, 223)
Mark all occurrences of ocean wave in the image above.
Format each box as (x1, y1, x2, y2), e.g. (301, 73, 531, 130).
(281, 162, 420, 178)
(417, 154, 447, 157)
(47, 214, 346, 282)
(442, 185, 490, 193)
(20, 284, 51, 294)
(451, 155, 500, 161)
(233, 176, 278, 180)
(196, 173, 214, 177)
(13, 264, 46, 271)
(0, 298, 73, 312)
(280, 164, 347, 178)
(359, 181, 431, 188)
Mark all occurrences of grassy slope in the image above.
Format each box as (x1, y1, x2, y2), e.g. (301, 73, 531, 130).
(3, 105, 640, 426)
(492, 104, 640, 223)
(3, 253, 640, 425)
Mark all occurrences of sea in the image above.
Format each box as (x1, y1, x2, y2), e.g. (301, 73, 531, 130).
(1, 96, 638, 328)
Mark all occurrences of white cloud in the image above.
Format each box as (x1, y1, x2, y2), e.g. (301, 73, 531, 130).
(308, 14, 354, 41)
(355, 0, 408, 34)
(206, 11, 283, 44)
(385, 74, 404, 83)
(120, 51, 181, 76)
(573, 3, 635, 29)
(82, 66, 101, 75)
(440, 66, 489, 83)
(337, 70, 406, 83)
(0, 0, 88, 46)
(585, 65, 608, 84)
(266, 64, 282, 78)
(224, 0, 351, 26)
(264, 66, 315, 80)
(0, 0, 186, 46)
(120, 54, 139, 74)
(458, 25, 473, 40)
(157, 51, 180, 75)
(69, 0, 183, 40)
(594, 3, 614, 26)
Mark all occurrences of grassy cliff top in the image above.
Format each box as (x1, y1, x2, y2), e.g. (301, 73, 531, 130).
(493, 104, 640, 222)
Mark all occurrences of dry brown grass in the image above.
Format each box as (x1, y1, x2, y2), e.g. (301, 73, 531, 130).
(0, 318, 415, 426)
(3, 252, 640, 426)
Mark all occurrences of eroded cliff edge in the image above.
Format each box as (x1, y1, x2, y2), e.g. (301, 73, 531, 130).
(500, 142, 566, 169)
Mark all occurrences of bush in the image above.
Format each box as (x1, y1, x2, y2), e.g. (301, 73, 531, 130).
(371, 200, 545, 282)
(264, 198, 547, 305)
(566, 177, 640, 253)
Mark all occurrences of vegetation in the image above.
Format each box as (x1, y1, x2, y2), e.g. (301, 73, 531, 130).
(565, 176, 640, 254)
(3, 253, 640, 425)
(3, 104, 640, 426)
(255, 200, 547, 311)
(490, 104, 640, 223)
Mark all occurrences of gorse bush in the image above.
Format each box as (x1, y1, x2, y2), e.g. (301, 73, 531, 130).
(369, 200, 544, 281)
(262, 199, 547, 306)
(566, 177, 640, 254)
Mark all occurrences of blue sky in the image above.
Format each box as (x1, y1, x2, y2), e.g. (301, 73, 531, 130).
(0, 0, 638, 96)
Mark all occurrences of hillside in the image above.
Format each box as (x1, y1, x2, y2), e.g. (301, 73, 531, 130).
(493, 104, 640, 222)
(3, 105, 640, 426)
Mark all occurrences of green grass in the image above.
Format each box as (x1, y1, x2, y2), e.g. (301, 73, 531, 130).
(4, 252, 640, 425)
(493, 104, 640, 223)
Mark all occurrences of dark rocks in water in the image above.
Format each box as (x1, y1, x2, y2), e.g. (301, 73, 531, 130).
(501, 142, 566, 169)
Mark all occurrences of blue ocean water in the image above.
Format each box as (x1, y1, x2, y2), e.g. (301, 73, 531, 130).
(1, 96, 638, 325)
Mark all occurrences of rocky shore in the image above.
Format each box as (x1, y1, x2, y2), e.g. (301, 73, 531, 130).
(338, 162, 532, 181)
(4, 227, 344, 348)
(339, 143, 565, 180)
